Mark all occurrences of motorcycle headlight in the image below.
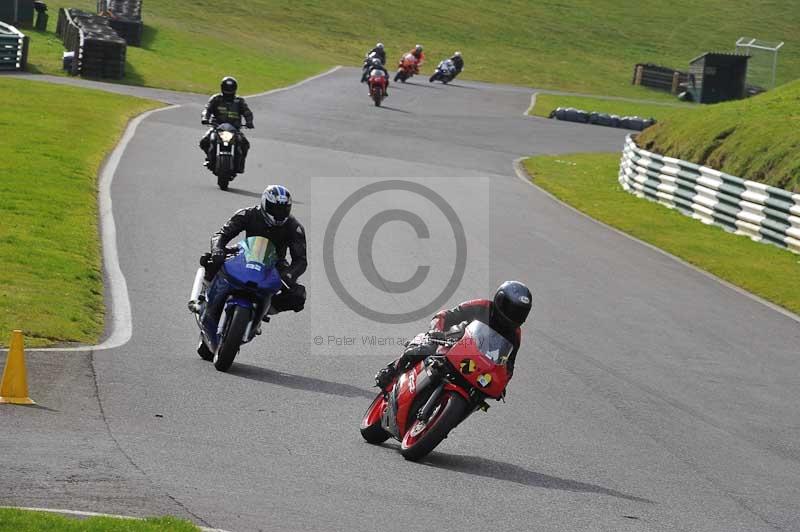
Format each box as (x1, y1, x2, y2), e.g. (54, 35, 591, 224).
(219, 131, 234, 143)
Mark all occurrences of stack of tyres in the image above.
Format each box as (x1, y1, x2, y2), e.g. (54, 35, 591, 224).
(589, 112, 621, 128)
(97, 0, 142, 46)
(58, 8, 126, 78)
(549, 107, 591, 124)
(549, 107, 657, 131)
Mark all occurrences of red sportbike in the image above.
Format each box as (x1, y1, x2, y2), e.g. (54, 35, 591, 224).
(394, 53, 419, 83)
(360, 320, 512, 461)
(368, 70, 388, 106)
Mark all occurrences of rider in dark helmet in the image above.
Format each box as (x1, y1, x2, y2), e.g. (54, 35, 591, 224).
(198, 185, 307, 321)
(374, 281, 532, 392)
(199, 76, 254, 173)
(364, 57, 390, 96)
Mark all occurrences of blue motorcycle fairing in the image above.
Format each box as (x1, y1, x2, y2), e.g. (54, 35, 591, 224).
(200, 238, 282, 348)
(222, 251, 282, 293)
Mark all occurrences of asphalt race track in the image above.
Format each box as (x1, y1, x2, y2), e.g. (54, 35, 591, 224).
(2, 68, 800, 532)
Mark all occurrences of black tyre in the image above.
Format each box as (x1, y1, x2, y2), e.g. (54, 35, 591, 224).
(394, 72, 401, 82)
(429, 74, 437, 83)
(360, 393, 390, 444)
(197, 336, 213, 361)
(373, 93, 382, 107)
(400, 391, 468, 461)
(215, 154, 233, 190)
(213, 306, 251, 372)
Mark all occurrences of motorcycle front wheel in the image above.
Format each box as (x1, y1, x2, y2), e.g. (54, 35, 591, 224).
(213, 306, 251, 372)
(400, 390, 468, 461)
(215, 153, 234, 190)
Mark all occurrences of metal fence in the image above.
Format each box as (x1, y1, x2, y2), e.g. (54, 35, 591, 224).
(632, 63, 688, 94)
(0, 21, 27, 71)
(619, 135, 800, 253)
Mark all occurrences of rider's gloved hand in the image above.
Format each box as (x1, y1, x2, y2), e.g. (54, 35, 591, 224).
(211, 249, 226, 265)
(201, 118, 210, 125)
(427, 330, 446, 342)
(279, 270, 295, 287)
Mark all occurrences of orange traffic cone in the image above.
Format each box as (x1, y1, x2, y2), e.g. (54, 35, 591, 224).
(0, 330, 35, 405)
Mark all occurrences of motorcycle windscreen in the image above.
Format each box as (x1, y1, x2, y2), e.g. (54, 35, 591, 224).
(223, 236, 282, 293)
(464, 320, 513, 365)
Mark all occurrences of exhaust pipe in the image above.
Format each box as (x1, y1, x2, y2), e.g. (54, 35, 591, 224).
(188, 267, 206, 313)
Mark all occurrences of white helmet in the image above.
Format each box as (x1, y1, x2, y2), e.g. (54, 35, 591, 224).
(454, 51, 461, 57)
(376, 42, 384, 50)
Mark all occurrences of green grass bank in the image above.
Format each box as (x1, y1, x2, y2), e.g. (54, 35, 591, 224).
(27, 0, 800, 96)
(0, 78, 159, 347)
(637, 79, 800, 191)
(522, 153, 800, 315)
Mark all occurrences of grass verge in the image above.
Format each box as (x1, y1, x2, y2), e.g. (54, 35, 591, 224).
(529, 93, 692, 122)
(0, 508, 199, 531)
(27, 0, 800, 96)
(522, 153, 800, 315)
(0, 77, 160, 348)
(638, 79, 800, 191)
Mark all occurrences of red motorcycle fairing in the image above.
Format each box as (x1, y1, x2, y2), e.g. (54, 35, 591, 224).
(384, 361, 435, 438)
(445, 332, 509, 399)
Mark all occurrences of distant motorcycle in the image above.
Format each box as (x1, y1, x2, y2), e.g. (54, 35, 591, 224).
(429, 59, 458, 84)
(394, 53, 418, 83)
(206, 121, 243, 191)
(368, 69, 388, 106)
(360, 320, 513, 461)
(188, 236, 283, 372)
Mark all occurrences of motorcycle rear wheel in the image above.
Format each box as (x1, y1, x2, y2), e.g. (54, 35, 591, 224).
(213, 306, 251, 372)
(400, 390, 467, 461)
(360, 393, 390, 444)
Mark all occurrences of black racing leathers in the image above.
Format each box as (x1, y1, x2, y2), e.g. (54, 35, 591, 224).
(201, 93, 254, 128)
(206, 207, 307, 313)
(450, 55, 464, 74)
(367, 47, 387, 65)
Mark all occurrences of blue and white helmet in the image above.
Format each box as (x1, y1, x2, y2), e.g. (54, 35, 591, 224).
(260, 185, 292, 226)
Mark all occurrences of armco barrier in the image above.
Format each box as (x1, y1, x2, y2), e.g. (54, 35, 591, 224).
(0, 21, 28, 71)
(619, 135, 800, 253)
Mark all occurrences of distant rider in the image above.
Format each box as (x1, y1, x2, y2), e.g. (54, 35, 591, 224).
(367, 42, 386, 65)
(408, 44, 425, 73)
(199, 185, 307, 322)
(199, 76, 254, 173)
(365, 57, 390, 96)
(450, 51, 464, 75)
(374, 281, 532, 394)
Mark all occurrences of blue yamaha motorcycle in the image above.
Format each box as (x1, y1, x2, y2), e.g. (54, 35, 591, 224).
(188, 236, 282, 372)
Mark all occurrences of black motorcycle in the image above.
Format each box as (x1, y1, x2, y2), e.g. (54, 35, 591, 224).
(207, 121, 243, 191)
